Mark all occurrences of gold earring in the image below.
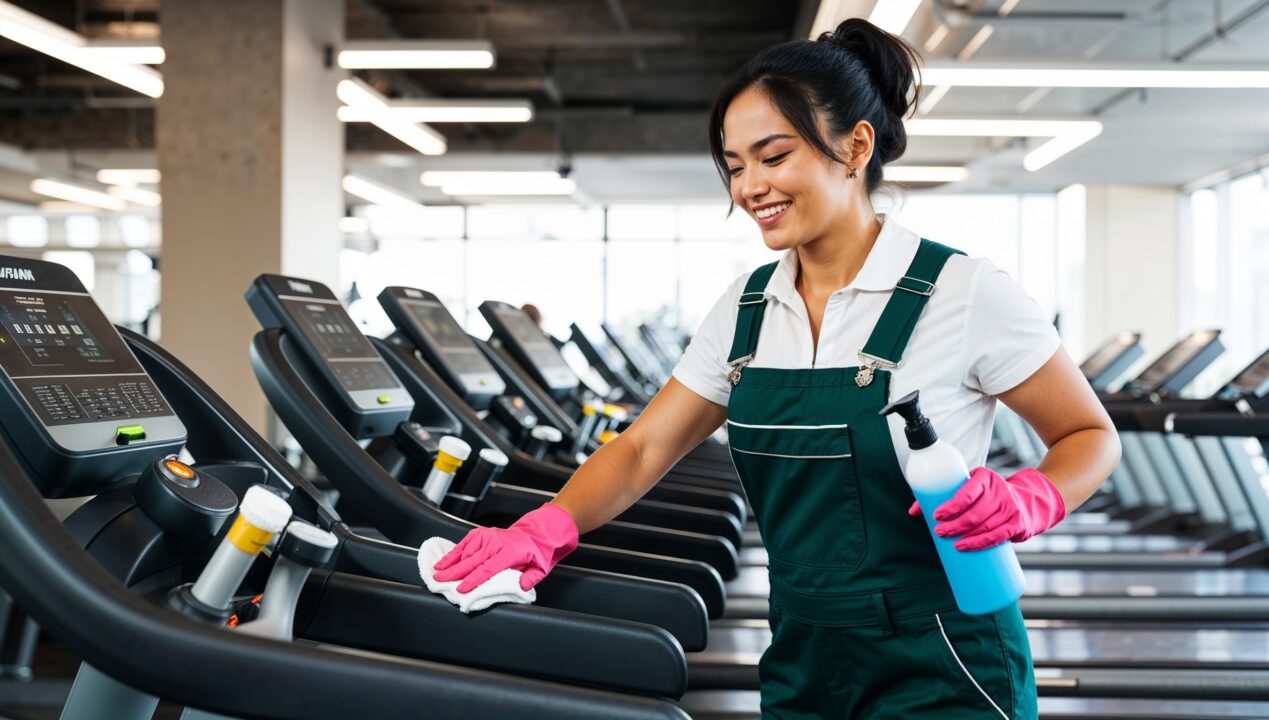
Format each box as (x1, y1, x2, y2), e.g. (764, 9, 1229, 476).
(849, 165, 859, 179)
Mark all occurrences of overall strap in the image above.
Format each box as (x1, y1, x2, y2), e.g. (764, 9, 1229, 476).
(860, 239, 964, 367)
(727, 261, 780, 364)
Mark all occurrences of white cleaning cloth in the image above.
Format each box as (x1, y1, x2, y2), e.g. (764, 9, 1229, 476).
(418, 536, 536, 614)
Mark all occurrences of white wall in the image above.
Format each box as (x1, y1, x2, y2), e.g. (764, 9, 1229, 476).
(1082, 184, 1182, 367)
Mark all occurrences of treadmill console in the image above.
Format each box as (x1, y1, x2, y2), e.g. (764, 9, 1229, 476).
(1080, 331, 1144, 392)
(247, 274, 412, 437)
(479, 300, 579, 401)
(0, 255, 185, 496)
(1217, 348, 1269, 403)
(1124, 329, 1223, 399)
(377, 287, 505, 411)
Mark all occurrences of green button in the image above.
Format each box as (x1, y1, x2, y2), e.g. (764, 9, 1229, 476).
(115, 425, 146, 446)
(377, 395, 391, 404)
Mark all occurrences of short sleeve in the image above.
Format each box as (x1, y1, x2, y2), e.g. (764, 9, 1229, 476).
(671, 276, 745, 407)
(963, 261, 1062, 396)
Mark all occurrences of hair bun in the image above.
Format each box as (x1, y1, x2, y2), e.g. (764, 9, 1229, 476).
(819, 18, 921, 124)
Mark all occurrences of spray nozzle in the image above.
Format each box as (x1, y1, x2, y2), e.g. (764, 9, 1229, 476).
(879, 390, 938, 450)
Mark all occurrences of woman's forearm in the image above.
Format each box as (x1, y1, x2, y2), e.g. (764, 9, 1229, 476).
(550, 434, 665, 534)
(1036, 427, 1121, 511)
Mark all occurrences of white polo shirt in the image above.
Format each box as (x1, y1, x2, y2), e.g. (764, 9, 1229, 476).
(673, 215, 1062, 469)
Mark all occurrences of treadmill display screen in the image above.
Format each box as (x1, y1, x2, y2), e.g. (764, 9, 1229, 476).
(581, 326, 627, 371)
(0, 291, 132, 376)
(497, 306, 572, 372)
(283, 298, 400, 392)
(1135, 331, 1218, 392)
(404, 300, 471, 350)
(1225, 351, 1269, 398)
(0, 289, 171, 427)
(1081, 337, 1132, 377)
(502, 309, 552, 347)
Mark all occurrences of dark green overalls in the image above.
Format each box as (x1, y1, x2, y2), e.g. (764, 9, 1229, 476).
(726, 239, 1036, 719)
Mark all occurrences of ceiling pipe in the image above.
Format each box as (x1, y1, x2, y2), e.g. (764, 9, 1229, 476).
(1173, 0, 1269, 61)
(930, 0, 1130, 27)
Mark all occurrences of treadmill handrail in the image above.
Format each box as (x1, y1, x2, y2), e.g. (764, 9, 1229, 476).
(1169, 412, 1269, 439)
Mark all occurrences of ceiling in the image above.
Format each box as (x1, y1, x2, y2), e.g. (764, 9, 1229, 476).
(0, 0, 1266, 203)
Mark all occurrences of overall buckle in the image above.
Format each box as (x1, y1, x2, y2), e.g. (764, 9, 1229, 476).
(896, 276, 936, 297)
(855, 351, 899, 388)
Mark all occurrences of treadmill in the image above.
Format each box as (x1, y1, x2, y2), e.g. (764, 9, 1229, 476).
(603, 322, 670, 387)
(569, 322, 657, 404)
(373, 286, 745, 519)
(0, 255, 694, 719)
(245, 273, 736, 613)
(1084, 332, 1147, 393)
(481, 301, 739, 487)
(1018, 331, 1234, 553)
(638, 322, 685, 378)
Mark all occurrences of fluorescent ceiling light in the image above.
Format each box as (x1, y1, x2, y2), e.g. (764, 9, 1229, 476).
(342, 174, 425, 209)
(436, 179, 576, 196)
(31, 178, 127, 211)
(338, 98, 533, 124)
(436, 181, 576, 198)
(337, 78, 447, 155)
(0, 2, 163, 97)
(81, 40, 164, 65)
(1021, 123, 1103, 172)
(96, 168, 160, 185)
(338, 40, 495, 70)
(420, 171, 563, 186)
(338, 216, 370, 234)
(868, 0, 921, 35)
(906, 117, 1103, 171)
(34, 201, 92, 215)
(106, 185, 161, 207)
(921, 63, 1269, 89)
(420, 171, 576, 196)
(883, 166, 969, 183)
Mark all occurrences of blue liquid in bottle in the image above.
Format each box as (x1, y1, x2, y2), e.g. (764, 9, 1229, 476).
(882, 391, 1026, 615)
(912, 478, 1026, 615)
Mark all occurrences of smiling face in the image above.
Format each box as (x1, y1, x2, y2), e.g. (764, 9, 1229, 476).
(722, 85, 872, 252)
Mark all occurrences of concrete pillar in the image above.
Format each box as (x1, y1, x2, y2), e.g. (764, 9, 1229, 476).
(1082, 184, 1182, 363)
(159, 0, 343, 431)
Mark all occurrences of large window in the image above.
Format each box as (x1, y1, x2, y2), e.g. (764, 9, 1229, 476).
(1182, 171, 1269, 394)
(337, 196, 1069, 350)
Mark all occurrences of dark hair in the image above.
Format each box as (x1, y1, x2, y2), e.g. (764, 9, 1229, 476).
(708, 18, 922, 198)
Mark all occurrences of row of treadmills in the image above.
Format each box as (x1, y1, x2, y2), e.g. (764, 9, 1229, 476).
(0, 253, 1267, 718)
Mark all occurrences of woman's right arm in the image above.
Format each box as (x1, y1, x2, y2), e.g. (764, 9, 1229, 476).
(432, 378, 727, 592)
(551, 378, 728, 533)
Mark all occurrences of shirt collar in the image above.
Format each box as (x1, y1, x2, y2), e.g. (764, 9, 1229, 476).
(763, 214, 921, 308)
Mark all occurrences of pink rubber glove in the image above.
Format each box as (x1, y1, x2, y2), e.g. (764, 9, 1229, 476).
(907, 467, 1067, 551)
(433, 502, 579, 593)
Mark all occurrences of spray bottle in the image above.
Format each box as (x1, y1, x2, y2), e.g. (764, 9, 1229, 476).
(420, 436, 471, 505)
(881, 391, 1025, 615)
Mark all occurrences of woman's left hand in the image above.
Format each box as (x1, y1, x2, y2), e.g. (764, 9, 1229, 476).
(909, 467, 1067, 551)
